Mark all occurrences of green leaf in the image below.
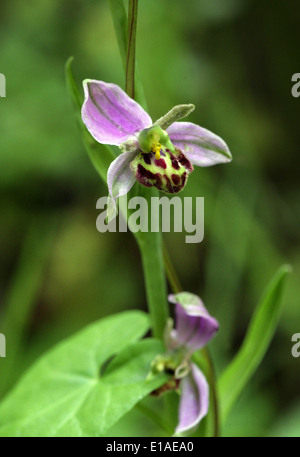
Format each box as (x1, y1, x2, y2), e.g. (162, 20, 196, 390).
(218, 264, 291, 422)
(65, 57, 116, 182)
(65, 56, 83, 112)
(0, 312, 166, 437)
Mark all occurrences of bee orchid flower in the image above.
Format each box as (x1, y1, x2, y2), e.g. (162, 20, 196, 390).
(151, 292, 219, 434)
(81, 80, 232, 208)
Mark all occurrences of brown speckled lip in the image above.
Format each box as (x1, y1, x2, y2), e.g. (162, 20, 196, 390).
(135, 147, 192, 193)
(154, 158, 167, 169)
(162, 172, 187, 193)
(136, 164, 162, 188)
(175, 147, 193, 173)
(171, 174, 181, 186)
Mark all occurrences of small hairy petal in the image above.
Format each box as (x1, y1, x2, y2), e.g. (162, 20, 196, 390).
(168, 293, 219, 351)
(154, 104, 195, 130)
(167, 121, 232, 167)
(81, 80, 152, 145)
(107, 150, 137, 200)
(176, 364, 209, 434)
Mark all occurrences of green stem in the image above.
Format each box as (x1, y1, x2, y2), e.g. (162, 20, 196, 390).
(163, 242, 220, 437)
(109, 0, 147, 109)
(125, 0, 138, 99)
(202, 347, 220, 437)
(162, 244, 182, 294)
(136, 230, 168, 339)
(133, 186, 169, 339)
(122, 0, 168, 339)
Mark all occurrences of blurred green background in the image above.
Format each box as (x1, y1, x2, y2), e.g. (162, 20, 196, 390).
(0, 0, 299, 436)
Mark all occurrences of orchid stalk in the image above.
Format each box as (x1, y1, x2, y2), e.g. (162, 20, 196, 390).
(65, 0, 231, 435)
(79, 0, 231, 435)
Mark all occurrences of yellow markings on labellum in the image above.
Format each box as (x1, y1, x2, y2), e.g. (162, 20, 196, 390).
(151, 140, 162, 159)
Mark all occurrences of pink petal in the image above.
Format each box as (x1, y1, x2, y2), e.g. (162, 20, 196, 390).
(81, 80, 152, 146)
(176, 363, 209, 434)
(107, 150, 137, 200)
(167, 121, 232, 167)
(168, 293, 219, 351)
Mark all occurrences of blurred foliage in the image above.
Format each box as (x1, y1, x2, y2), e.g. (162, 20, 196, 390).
(0, 0, 299, 436)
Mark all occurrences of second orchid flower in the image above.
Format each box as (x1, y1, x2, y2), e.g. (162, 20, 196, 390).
(150, 292, 219, 435)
